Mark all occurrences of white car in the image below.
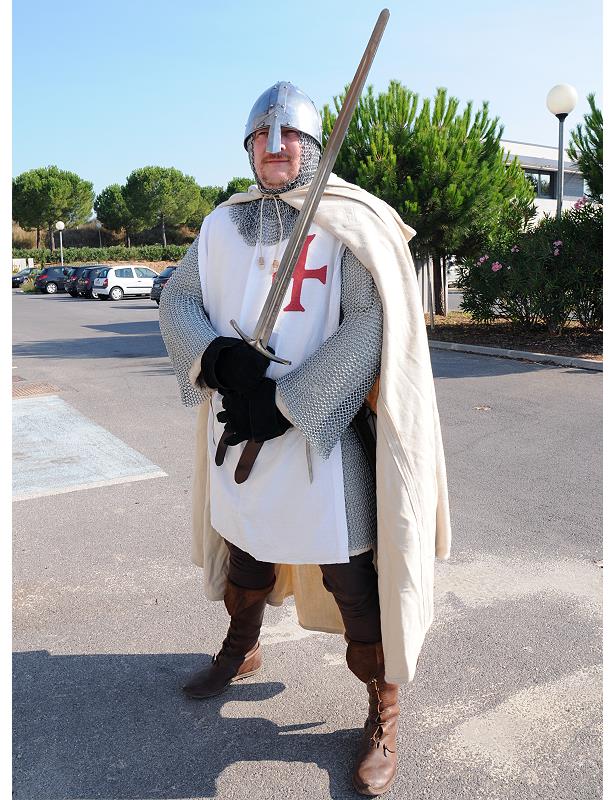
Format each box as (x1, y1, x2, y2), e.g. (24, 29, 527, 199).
(94, 265, 159, 300)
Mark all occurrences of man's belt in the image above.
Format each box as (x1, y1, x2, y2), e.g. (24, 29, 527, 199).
(215, 375, 380, 483)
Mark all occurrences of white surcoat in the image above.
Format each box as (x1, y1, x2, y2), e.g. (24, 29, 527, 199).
(198, 208, 350, 564)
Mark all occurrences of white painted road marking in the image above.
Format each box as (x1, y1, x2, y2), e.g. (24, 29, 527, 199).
(12, 395, 166, 501)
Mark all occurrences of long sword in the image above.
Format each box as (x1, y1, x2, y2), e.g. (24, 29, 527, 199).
(230, 8, 390, 365)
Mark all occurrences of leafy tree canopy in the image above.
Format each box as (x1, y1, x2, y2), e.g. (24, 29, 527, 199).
(13, 166, 94, 236)
(201, 185, 224, 208)
(94, 184, 136, 234)
(186, 185, 224, 229)
(219, 177, 254, 203)
(123, 166, 202, 229)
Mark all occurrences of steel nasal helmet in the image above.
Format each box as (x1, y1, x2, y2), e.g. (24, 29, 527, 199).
(244, 81, 322, 154)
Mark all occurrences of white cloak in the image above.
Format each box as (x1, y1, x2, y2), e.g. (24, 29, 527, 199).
(190, 174, 451, 684)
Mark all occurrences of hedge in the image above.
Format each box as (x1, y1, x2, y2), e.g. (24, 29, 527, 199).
(11, 244, 190, 264)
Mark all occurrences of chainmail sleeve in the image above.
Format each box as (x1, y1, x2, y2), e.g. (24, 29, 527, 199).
(158, 235, 218, 407)
(276, 247, 383, 460)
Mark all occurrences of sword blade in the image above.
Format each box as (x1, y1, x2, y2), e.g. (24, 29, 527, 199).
(231, 8, 390, 365)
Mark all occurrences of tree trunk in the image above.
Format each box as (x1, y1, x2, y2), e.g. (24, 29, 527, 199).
(48, 226, 55, 252)
(426, 256, 436, 331)
(36, 227, 40, 248)
(125, 230, 131, 248)
(161, 215, 167, 247)
(433, 254, 445, 316)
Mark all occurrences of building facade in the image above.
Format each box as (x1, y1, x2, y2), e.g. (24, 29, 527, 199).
(501, 139, 585, 218)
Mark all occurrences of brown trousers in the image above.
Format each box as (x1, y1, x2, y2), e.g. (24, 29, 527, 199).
(225, 540, 382, 643)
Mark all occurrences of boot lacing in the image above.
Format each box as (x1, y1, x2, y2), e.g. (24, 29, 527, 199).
(367, 677, 396, 757)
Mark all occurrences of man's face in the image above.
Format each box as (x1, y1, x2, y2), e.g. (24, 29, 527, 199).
(252, 127, 301, 189)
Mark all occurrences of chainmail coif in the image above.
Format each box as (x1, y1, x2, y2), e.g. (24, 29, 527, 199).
(229, 132, 321, 246)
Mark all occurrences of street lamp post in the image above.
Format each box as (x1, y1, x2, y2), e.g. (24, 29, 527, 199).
(96, 220, 103, 248)
(546, 84, 578, 219)
(55, 221, 65, 267)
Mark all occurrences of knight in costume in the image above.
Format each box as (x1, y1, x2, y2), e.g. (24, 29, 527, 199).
(159, 82, 451, 797)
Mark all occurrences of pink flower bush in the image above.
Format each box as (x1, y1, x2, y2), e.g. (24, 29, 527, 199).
(553, 249, 560, 256)
(511, 245, 520, 253)
(553, 240, 563, 247)
(478, 254, 489, 264)
(574, 196, 588, 209)
(491, 261, 503, 272)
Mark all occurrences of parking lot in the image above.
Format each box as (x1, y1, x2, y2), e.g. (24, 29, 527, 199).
(12, 287, 603, 800)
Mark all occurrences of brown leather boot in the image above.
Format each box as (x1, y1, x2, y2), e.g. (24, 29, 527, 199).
(346, 641, 400, 796)
(182, 578, 274, 699)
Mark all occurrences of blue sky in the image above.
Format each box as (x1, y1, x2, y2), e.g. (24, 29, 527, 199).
(12, 0, 602, 197)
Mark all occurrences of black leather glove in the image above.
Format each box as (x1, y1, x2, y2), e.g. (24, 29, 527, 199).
(248, 378, 292, 443)
(200, 337, 269, 392)
(216, 390, 251, 446)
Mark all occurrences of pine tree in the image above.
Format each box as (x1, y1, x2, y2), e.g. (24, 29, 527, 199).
(12, 166, 94, 250)
(122, 167, 202, 246)
(567, 93, 602, 202)
(94, 184, 139, 246)
(218, 177, 253, 203)
(323, 81, 534, 314)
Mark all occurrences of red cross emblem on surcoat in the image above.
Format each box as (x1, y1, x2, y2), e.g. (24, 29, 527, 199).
(272, 234, 328, 313)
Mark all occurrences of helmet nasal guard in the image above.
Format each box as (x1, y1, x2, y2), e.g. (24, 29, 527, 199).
(244, 81, 322, 153)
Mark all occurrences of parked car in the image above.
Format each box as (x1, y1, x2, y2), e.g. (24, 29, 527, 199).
(94, 265, 158, 301)
(34, 267, 69, 294)
(12, 267, 37, 288)
(76, 266, 105, 298)
(65, 265, 98, 297)
(150, 266, 177, 304)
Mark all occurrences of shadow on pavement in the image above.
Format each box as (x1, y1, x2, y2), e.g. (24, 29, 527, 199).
(13, 650, 361, 800)
(83, 321, 162, 336)
(13, 331, 167, 360)
(110, 304, 159, 310)
(431, 349, 564, 380)
(13, 293, 76, 300)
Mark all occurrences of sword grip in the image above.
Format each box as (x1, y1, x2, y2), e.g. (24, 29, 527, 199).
(229, 319, 292, 366)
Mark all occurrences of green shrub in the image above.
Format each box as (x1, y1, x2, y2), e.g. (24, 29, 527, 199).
(11, 244, 190, 264)
(21, 271, 42, 293)
(457, 198, 602, 333)
(557, 198, 602, 329)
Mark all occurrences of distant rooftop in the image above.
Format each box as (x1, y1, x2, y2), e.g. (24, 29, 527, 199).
(501, 138, 556, 148)
(500, 138, 580, 172)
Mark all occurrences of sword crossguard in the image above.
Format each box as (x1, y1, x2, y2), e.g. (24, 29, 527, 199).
(229, 319, 292, 366)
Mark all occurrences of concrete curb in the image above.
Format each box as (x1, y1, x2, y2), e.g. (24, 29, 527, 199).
(428, 339, 603, 372)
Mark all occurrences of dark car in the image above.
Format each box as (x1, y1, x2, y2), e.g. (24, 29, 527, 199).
(150, 266, 177, 304)
(76, 266, 105, 298)
(12, 267, 37, 288)
(34, 267, 69, 294)
(65, 265, 97, 297)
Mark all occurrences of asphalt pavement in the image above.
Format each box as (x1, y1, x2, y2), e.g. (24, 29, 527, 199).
(12, 289, 602, 800)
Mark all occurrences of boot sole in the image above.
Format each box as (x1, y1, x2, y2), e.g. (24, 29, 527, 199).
(182, 665, 261, 700)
